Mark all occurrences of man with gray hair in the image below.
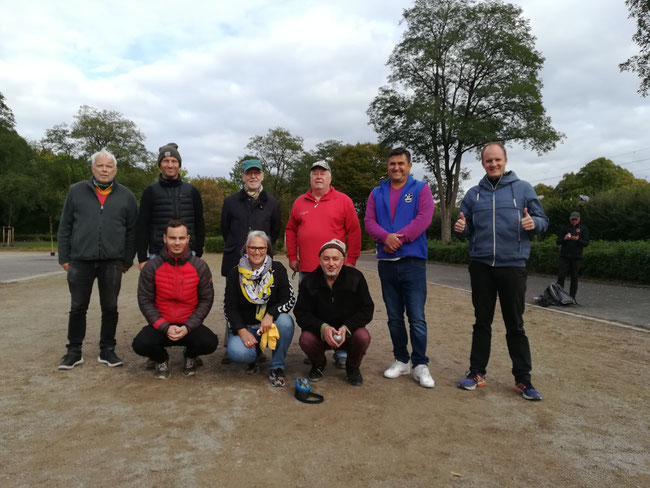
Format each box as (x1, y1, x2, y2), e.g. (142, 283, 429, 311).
(57, 149, 138, 370)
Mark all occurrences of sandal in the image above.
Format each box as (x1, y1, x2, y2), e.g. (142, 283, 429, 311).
(269, 368, 286, 387)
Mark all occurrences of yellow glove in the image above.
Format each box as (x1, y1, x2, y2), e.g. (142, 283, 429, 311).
(259, 323, 279, 351)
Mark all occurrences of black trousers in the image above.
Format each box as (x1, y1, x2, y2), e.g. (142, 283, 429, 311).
(132, 325, 219, 363)
(66, 260, 123, 351)
(557, 256, 581, 298)
(468, 261, 533, 384)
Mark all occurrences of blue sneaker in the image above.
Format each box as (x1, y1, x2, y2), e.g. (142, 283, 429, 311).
(514, 382, 542, 401)
(458, 370, 486, 390)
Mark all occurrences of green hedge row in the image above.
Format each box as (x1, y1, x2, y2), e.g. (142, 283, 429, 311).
(428, 238, 650, 284)
(204, 236, 225, 253)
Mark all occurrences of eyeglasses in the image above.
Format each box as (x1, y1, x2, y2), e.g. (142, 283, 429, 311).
(246, 246, 267, 253)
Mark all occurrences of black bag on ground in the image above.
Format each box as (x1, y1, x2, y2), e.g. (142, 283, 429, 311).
(537, 282, 576, 307)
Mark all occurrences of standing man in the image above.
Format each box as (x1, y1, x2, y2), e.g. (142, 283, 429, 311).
(364, 147, 435, 388)
(294, 239, 374, 386)
(136, 143, 205, 270)
(57, 149, 138, 370)
(220, 159, 281, 277)
(454, 142, 548, 401)
(132, 220, 218, 379)
(556, 211, 589, 300)
(286, 160, 362, 368)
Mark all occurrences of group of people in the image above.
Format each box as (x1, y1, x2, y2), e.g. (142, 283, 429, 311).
(57, 141, 574, 401)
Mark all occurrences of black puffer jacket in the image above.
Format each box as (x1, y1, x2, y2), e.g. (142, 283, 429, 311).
(294, 265, 374, 335)
(136, 175, 205, 262)
(220, 189, 281, 276)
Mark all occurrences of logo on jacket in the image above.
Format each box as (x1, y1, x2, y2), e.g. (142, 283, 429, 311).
(404, 193, 413, 203)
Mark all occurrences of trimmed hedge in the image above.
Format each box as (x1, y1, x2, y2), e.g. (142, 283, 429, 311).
(428, 238, 650, 284)
(204, 236, 225, 253)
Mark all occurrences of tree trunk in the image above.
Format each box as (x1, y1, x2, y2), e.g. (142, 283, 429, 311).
(439, 198, 452, 243)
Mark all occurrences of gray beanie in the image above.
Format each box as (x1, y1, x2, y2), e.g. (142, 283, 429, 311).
(158, 143, 182, 166)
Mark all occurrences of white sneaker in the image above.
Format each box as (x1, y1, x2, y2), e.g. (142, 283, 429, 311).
(413, 364, 435, 388)
(383, 360, 411, 379)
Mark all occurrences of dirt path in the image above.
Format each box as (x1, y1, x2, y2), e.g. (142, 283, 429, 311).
(1, 254, 648, 487)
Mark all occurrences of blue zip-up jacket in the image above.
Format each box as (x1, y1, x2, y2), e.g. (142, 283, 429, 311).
(455, 171, 548, 267)
(372, 175, 428, 259)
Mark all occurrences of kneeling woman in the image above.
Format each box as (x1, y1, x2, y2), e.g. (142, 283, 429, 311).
(224, 230, 295, 386)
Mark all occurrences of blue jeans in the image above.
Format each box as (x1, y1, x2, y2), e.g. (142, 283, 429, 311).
(66, 259, 123, 350)
(227, 313, 294, 369)
(378, 258, 429, 366)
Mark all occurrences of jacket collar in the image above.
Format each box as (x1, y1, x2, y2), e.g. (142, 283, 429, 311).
(158, 174, 183, 187)
(304, 185, 336, 202)
(160, 245, 192, 265)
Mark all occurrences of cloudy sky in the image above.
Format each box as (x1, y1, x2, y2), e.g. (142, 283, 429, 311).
(1, 0, 648, 190)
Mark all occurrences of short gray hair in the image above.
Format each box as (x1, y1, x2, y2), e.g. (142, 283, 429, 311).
(241, 230, 273, 256)
(91, 148, 117, 166)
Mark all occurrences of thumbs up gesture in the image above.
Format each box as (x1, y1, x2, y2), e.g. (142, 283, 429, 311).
(454, 212, 466, 233)
(521, 208, 535, 231)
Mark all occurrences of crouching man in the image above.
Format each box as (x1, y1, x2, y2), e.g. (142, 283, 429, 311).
(132, 220, 218, 379)
(294, 239, 374, 386)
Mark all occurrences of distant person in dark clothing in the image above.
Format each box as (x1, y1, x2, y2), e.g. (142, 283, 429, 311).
(556, 211, 589, 300)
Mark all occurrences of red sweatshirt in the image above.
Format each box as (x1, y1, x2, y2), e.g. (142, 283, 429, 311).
(285, 186, 361, 273)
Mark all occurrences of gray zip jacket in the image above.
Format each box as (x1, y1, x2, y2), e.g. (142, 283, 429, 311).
(58, 178, 138, 266)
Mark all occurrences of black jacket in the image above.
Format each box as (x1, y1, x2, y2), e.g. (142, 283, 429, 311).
(294, 265, 374, 336)
(223, 260, 295, 333)
(220, 189, 281, 276)
(136, 175, 205, 262)
(556, 221, 589, 258)
(57, 178, 138, 266)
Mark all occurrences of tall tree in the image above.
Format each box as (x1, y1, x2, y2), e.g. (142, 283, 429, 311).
(555, 157, 648, 198)
(0, 92, 16, 131)
(190, 176, 239, 235)
(368, 0, 563, 242)
(620, 0, 650, 97)
(245, 127, 304, 197)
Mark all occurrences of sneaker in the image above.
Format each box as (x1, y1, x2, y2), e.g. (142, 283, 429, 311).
(413, 364, 435, 388)
(458, 369, 487, 390)
(346, 366, 363, 387)
(144, 358, 156, 370)
(221, 353, 232, 365)
(183, 348, 203, 367)
(383, 360, 411, 379)
(58, 351, 83, 370)
(98, 348, 123, 367)
(514, 382, 542, 401)
(183, 356, 197, 376)
(308, 363, 326, 382)
(269, 368, 286, 387)
(154, 360, 170, 380)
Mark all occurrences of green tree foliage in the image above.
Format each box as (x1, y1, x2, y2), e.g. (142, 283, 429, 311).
(0, 98, 37, 229)
(581, 186, 650, 241)
(190, 176, 239, 235)
(0, 92, 16, 131)
(245, 127, 304, 197)
(555, 157, 647, 199)
(368, 0, 563, 243)
(40, 106, 159, 198)
(620, 0, 650, 97)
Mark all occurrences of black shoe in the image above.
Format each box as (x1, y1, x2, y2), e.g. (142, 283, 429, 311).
(183, 356, 197, 376)
(183, 347, 203, 367)
(221, 353, 232, 365)
(335, 356, 347, 369)
(154, 360, 170, 380)
(98, 348, 123, 367)
(309, 363, 325, 382)
(58, 351, 83, 370)
(346, 366, 363, 386)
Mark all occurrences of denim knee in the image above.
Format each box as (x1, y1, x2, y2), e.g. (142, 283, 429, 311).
(227, 334, 257, 364)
